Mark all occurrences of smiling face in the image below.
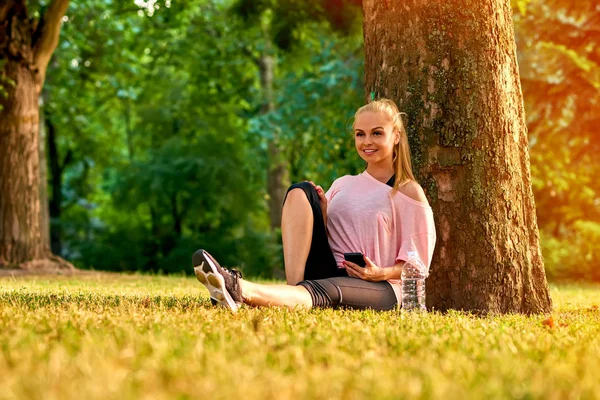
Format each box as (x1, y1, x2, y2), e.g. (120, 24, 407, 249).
(354, 111, 398, 166)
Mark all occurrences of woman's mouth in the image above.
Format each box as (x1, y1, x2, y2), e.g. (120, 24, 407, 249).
(363, 149, 378, 155)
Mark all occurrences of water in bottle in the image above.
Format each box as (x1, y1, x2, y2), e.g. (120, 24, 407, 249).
(401, 251, 427, 311)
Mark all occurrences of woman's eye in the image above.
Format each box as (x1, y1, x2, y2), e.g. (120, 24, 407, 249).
(355, 132, 364, 137)
(373, 131, 383, 136)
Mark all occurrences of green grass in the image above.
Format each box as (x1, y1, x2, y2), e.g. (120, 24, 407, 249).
(1, 274, 599, 400)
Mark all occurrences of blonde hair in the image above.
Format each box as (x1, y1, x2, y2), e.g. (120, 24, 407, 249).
(353, 98, 416, 191)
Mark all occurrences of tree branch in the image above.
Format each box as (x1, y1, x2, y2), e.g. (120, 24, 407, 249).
(59, 148, 73, 174)
(32, 0, 70, 90)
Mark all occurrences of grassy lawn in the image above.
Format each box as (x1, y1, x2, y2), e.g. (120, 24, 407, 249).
(1, 273, 599, 400)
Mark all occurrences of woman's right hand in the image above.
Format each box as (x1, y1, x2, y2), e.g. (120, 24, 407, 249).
(307, 181, 328, 224)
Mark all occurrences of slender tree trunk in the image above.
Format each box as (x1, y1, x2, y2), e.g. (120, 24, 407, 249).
(260, 50, 288, 231)
(0, 0, 73, 270)
(39, 98, 51, 252)
(170, 193, 182, 237)
(362, 0, 552, 314)
(124, 99, 135, 161)
(46, 116, 65, 255)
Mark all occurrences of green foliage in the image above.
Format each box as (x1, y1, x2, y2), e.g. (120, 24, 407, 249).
(231, 0, 362, 50)
(511, 0, 529, 15)
(541, 221, 600, 282)
(42, 0, 364, 276)
(515, 1, 600, 227)
(43, 0, 274, 274)
(230, 0, 365, 185)
(1, 276, 600, 399)
(60, 122, 269, 273)
(34, 0, 597, 281)
(249, 37, 364, 185)
(513, 0, 600, 279)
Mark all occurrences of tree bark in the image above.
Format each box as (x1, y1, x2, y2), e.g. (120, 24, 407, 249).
(0, 0, 73, 270)
(362, 0, 552, 314)
(259, 50, 288, 231)
(38, 98, 51, 252)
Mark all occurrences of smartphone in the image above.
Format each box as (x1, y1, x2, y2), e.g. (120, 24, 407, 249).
(344, 252, 366, 268)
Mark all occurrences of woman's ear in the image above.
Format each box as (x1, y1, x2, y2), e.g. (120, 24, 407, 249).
(393, 129, 401, 145)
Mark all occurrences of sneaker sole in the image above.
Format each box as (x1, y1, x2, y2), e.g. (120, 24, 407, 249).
(193, 250, 240, 312)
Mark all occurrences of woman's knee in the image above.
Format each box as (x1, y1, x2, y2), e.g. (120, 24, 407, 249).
(284, 182, 316, 206)
(287, 181, 314, 194)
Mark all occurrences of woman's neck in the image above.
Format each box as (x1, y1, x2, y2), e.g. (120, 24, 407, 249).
(366, 163, 394, 183)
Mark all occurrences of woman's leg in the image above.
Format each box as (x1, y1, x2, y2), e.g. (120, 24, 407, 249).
(281, 187, 313, 285)
(194, 249, 396, 311)
(281, 182, 340, 284)
(193, 248, 313, 311)
(240, 280, 313, 308)
(299, 277, 398, 311)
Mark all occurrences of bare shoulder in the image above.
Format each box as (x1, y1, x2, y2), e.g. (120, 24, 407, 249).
(397, 180, 429, 204)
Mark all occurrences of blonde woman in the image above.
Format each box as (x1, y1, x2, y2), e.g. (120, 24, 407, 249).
(193, 99, 436, 311)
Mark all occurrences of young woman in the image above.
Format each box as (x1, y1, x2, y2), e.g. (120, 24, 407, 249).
(192, 99, 436, 312)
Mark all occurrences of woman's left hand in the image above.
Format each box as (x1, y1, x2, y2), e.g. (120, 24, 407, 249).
(344, 255, 387, 282)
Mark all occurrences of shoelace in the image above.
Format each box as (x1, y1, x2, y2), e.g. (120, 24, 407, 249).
(226, 268, 243, 280)
(225, 269, 243, 295)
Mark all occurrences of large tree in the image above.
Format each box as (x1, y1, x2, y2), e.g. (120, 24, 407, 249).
(362, 0, 552, 313)
(0, 0, 71, 269)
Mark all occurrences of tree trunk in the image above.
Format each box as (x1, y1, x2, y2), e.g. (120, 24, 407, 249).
(259, 51, 288, 231)
(38, 98, 51, 252)
(124, 99, 135, 162)
(46, 115, 64, 255)
(0, 0, 73, 270)
(0, 59, 47, 267)
(362, 0, 552, 314)
(170, 193, 182, 237)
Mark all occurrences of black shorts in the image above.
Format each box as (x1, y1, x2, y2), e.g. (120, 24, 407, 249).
(284, 182, 398, 311)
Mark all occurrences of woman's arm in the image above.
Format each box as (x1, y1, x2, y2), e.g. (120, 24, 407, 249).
(344, 257, 405, 282)
(382, 262, 404, 281)
(307, 181, 328, 231)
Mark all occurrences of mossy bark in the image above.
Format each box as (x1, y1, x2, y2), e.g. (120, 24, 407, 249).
(362, 0, 552, 313)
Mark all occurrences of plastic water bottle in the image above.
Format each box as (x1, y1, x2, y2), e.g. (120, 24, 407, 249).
(401, 251, 427, 311)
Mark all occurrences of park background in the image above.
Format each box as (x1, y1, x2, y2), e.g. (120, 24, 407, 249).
(1, 1, 600, 399)
(16, 0, 597, 282)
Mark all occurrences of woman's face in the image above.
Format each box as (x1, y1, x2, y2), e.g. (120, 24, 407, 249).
(354, 111, 397, 166)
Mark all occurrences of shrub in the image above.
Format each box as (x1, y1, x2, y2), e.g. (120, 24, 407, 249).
(540, 221, 600, 282)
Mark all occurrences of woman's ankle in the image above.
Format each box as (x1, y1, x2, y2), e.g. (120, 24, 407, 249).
(239, 279, 252, 303)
